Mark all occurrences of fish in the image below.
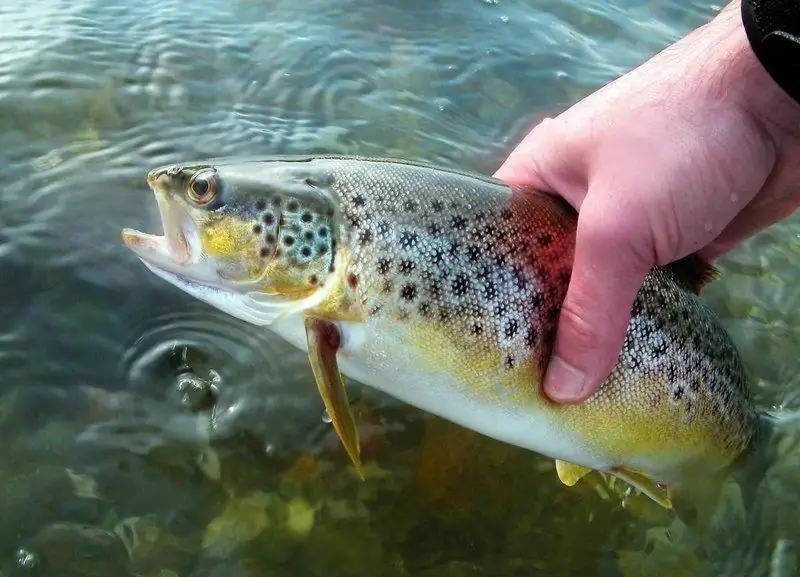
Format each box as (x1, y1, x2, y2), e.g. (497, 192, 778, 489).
(121, 155, 759, 509)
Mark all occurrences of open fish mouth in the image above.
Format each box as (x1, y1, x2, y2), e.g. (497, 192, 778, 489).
(121, 191, 195, 274)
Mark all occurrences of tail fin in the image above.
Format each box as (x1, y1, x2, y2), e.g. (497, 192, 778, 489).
(669, 411, 778, 529)
(730, 411, 781, 511)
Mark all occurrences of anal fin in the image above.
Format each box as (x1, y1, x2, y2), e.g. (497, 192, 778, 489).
(555, 459, 593, 486)
(612, 467, 673, 509)
(304, 317, 363, 480)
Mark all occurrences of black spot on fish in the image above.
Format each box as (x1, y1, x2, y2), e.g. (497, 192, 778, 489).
(272, 197, 282, 208)
(511, 266, 526, 290)
(317, 244, 328, 255)
(283, 236, 295, 247)
(505, 319, 519, 339)
(471, 323, 483, 336)
(287, 200, 300, 212)
(382, 279, 394, 294)
(431, 249, 444, 266)
(524, 327, 536, 348)
(449, 242, 461, 258)
(318, 226, 328, 238)
(451, 215, 467, 230)
(308, 274, 318, 285)
(300, 246, 312, 258)
(500, 207, 513, 220)
(301, 212, 313, 223)
(653, 342, 667, 357)
(376, 220, 390, 236)
(429, 279, 443, 299)
(438, 309, 450, 323)
(255, 200, 267, 211)
(504, 354, 515, 370)
(431, 200, 444, 212)
(398, 260, 416, 275)
(377, 258, 392, 275)
(263, 213, 276, 226)
(476, 266, 491, 281)
(400, 283, 417, 302)
(353, 195, 366, 207)
(466, 245, 482, 262)
(451, 274, 469, 297)
(418, 302, 432, 317)
(427, 223, 441, 236)
(347, 273, 359, 289)
(304, 231, 314, 242)
(673, 386, 684, 401)
(399, 231, 418, 249)
(483, 281, 498, 301)
(253, 224, 263, 235)
(259, 247, 270, 258)
(358, 228, 373, 245)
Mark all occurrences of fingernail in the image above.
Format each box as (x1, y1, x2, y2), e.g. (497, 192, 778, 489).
(544, 356, 586, 403)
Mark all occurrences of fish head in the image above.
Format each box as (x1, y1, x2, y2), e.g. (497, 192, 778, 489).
(121, 158, 342, 325)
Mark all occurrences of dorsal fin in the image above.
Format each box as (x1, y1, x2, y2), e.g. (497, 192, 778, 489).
(663, 254, 720, 295)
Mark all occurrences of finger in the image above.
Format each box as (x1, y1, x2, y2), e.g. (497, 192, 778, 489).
(493, 117, 555, 190)
(494, 114, 595, 212)
(543, 197, 652, 403)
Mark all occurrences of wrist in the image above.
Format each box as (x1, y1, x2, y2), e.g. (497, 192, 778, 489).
(702, 1, 800, 148)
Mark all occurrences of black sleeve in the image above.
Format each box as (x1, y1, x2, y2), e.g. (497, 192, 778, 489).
(741, 0, 800, 103)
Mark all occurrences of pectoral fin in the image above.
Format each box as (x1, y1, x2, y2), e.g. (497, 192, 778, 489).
(304, 317, 363, 480)
(612, 467, 673, 509)
(555, 460, 592, 486)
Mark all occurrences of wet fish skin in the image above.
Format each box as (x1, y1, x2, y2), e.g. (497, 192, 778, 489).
(121, 155, 759, 507)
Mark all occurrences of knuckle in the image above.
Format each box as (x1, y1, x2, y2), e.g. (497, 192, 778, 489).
(556, 298, 609, 355)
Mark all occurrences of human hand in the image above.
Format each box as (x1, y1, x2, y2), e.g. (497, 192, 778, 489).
(494, 0, 800, 404)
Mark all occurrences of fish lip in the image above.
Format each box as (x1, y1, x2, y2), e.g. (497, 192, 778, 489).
(121, 183, 193, 271)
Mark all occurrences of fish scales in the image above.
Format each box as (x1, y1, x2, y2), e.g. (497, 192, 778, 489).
(325, 159, 755, 463)
(121, 155, 759, 507)
(331, 159, 573, 384)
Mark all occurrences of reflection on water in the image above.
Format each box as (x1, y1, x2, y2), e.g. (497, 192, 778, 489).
(1, 0, 799, 575)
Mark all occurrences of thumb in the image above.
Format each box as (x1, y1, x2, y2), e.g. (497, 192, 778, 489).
(544, 196, 651, 403)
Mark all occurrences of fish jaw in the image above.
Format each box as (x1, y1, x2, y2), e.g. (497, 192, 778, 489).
(121, 197, 307, 327)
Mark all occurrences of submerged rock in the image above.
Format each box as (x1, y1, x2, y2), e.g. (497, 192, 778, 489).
(7, 522, 129, 577)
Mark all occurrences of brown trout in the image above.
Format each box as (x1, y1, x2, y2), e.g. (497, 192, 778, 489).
(121, 155, 759, 508)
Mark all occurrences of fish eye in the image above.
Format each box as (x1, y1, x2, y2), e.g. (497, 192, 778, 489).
(187, 169, 219, 205)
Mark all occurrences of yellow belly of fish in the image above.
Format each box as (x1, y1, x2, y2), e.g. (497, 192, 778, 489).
(270, 312, 732, 508)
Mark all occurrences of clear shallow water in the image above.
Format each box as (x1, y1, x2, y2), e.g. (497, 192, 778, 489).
(0, 0, 799, 575)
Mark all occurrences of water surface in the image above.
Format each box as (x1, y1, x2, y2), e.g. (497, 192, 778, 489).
(1, 1, 799, 576)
